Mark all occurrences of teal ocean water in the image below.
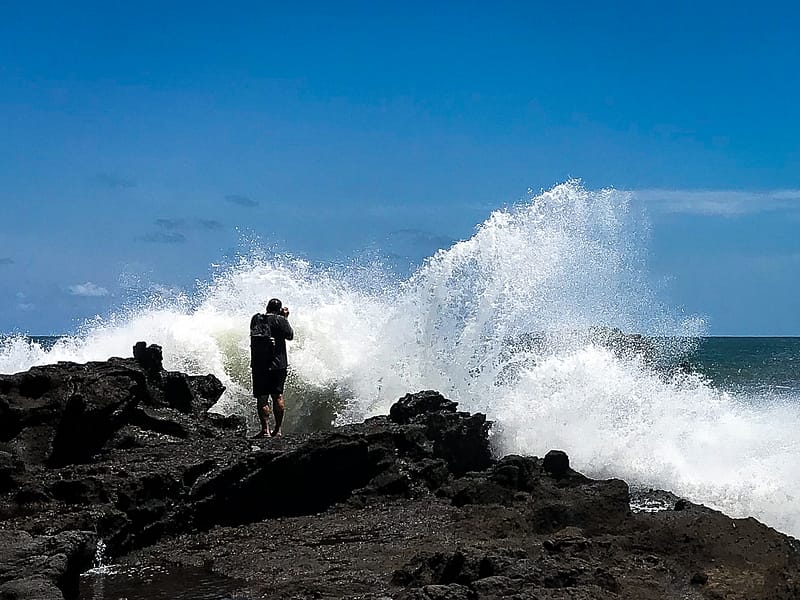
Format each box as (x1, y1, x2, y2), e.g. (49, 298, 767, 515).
(689, 337, 800, 398)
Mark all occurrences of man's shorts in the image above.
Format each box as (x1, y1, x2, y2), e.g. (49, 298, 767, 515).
(252, 368, 288, 397)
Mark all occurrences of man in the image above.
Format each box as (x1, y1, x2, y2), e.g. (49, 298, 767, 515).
(250, 298, 294, 438)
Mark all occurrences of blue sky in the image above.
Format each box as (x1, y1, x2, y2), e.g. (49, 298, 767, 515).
(1, 1, 799, 335)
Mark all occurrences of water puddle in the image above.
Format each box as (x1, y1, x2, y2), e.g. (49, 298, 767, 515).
(79, 564, 249, 600)
(629, 488, 682, 513)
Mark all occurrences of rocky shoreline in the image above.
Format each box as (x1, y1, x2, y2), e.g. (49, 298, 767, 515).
(1, 344, 798, 599)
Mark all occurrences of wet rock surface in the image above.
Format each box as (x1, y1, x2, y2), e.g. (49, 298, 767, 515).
(1, 348, 799, 599)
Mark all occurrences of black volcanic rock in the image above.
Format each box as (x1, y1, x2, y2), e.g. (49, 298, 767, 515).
(0, 450, 23, 493)
(0, 342, 225, 468)
(543, 449, 570, 478)
(1, 354, 799, 600)
(190, 434, 374, 529)
(390, 390, 458, 424)
(132, 341, 163, 373)
(0, 529, 95, 600)
(1, 359, 148, 466)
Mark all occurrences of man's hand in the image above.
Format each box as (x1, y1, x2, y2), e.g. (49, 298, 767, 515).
(280, 307, 290, 317)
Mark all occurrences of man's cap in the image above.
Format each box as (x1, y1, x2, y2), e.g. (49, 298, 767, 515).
(266, 298, 282, 313)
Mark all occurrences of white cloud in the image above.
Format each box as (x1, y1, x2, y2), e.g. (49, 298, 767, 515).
(633, 189, 800, 217)
(68, 282, 110, 297)
(15, 292, 34, 311)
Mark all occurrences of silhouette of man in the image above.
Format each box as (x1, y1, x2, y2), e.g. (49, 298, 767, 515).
(250, 298, 294, 437)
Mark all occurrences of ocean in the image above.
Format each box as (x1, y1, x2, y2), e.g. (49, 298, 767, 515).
(2, 181, 798, 542)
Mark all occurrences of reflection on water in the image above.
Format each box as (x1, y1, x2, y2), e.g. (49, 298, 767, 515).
(79, 564, 249, 600)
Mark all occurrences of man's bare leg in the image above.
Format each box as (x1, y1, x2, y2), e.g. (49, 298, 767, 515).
(255, 395, 271, 436)
(271, 393, 284, 437)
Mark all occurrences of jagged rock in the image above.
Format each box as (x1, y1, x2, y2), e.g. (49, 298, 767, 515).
(527, 478, 631, 534)
(542, 527, 588, 553)
(0, 344, 226, 467)
(206, 412, 246, 432)
(395, 549, 499, 587)
(0, 575, 63, 600)
(1, 360, 148, 466)
(186, 374, 227, 413)
(158, 371, 194, 413)
(398, 584, 475, 600)
(129, 406, 190, 439)
(543, 449, 570, 478)
(428, 412, 493, 476)
(49, 476, 109, 504)
(447, 455, 541, 507)
(190, 435, 374, 528)
(0, 529, 94, 600)
(449, 474, 516, 507)
(132, 341, 163, 373)
(389, 392, 493, 476)
(0, 450, 23, 493)
(390, 390, 458, 424)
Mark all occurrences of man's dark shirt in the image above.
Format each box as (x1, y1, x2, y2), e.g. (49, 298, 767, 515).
(250, 312, 294, 370)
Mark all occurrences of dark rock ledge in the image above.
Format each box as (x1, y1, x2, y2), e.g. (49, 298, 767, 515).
(0, 344, 798, 600)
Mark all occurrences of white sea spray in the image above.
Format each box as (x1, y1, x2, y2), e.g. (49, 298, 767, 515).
(2, 181, 798, 537)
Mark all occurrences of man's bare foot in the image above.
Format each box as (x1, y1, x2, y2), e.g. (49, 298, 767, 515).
(270, 429, 282, 437)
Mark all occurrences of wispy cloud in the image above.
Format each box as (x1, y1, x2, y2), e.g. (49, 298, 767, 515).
(0, 257, 13, 265)
(68, 282, 109, 297)
(197, 219, 224, 231)
(154, 218, 183, 230)
(93, 172, 137, 189)
(224, 194, 259, 207)
(635, 189, 800, 217)
(136, 232, 187, 244)
(138, 218, 223, 244)
(154, 218, 224, 231)
(16, 292, 34, 311)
